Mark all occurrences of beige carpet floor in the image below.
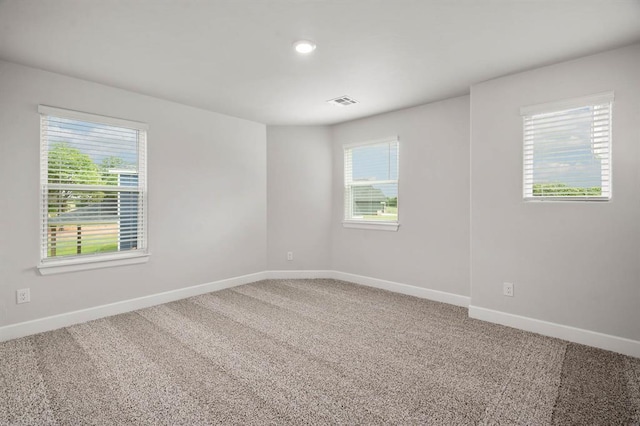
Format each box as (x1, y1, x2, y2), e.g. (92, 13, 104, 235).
(1, 278, 638, 425)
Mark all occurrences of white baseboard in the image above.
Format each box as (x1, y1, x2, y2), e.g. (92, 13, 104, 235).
(264, 270, 331, 279)
(329, 271, 471, 307)
(266, 270, 470, 307)
(0, 269, 469, 342)
(0, 271, 267, 343)
(469, 305, 640, 359)
(4, 269, 636, 359)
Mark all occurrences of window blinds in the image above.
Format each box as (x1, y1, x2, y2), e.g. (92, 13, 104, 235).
(344, 138, 399, 222)
(521, 92, 613, 200)
(39, 106, 148, 262)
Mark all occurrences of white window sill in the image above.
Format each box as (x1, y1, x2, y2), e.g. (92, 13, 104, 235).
(38, 252, 150, 275)
(342, 220, 400, 231)
(524, 196, 610, 202)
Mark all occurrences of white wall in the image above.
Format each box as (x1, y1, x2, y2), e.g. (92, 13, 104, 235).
(266, 126, 332, 270)
(330, 96, 471, 296)
(0, 60, 267, 327)
(470, 44, 640, 341)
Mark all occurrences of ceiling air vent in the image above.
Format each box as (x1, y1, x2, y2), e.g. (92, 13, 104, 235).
(327, 96, 359, 107)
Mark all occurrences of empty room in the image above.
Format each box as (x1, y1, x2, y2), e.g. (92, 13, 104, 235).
(0, 1, 639, 424)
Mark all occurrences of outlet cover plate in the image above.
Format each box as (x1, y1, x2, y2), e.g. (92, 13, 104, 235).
(17, 288, 31, 304)
(503, 282, 514, 297)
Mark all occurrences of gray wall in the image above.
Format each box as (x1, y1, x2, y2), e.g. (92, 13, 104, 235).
(330, 96, 471, 296)
(0, 60, 267, 327)
(3, 43, 639, 347)
(266, 126, 332, 270)
(470, 44, 640, 341)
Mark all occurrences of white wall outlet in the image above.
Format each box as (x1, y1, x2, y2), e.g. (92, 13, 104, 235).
(16, 288, 30, 304)
(287, 251, 294, 261)
(503, 282, 514, 297)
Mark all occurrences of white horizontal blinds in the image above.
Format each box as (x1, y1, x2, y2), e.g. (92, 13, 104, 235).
(344, 139, 399, 222)
(522, 93, 612, 200)
(40, 107, 147, 261)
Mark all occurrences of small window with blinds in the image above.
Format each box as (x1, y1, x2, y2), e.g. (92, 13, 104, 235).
(521, 92, 613, 201)
(39, 105, 148, 273)
(344, 138, 399, 230)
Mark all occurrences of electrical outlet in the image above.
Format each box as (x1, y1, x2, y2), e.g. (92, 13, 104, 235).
(16, 288, 30, 304)
(503, 282, 514, 297)
(287, 251, 294, 261)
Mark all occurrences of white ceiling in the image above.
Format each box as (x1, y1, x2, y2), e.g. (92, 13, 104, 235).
(1, 0, 639, 125)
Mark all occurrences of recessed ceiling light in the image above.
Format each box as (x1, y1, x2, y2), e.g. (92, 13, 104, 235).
(293, 40, 316, 54)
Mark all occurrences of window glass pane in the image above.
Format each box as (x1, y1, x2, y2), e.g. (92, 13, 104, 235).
(46, 117, 139, 184)
(42, 112, 145, 261)
(530, 107, 604, 196)
(344, 140, 399, 223)
(523, 99, 611, 200)
(351, 143, 398, 181)
(350, 183, 398, 222)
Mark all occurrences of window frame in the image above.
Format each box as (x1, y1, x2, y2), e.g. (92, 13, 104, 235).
(520, 92, 614, 202)
(342, 137, 400, 231)
(37, 105, 149, 275)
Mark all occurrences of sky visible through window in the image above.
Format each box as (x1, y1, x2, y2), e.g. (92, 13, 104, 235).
(530, 106, 604, 189)
(351, 143, 399, 197)
(46, 116, 139, 170)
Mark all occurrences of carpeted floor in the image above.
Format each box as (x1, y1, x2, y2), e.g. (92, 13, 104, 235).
(1, 279, 638, 425)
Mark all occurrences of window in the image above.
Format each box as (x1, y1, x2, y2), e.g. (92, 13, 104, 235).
(521, 92, 613, 201)
(38, 105, 148, 274)
(344, 138, 399, 231)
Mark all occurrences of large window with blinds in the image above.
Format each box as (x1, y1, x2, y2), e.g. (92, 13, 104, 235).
(344, 138, 399, 230)
(39, 105, 148, 273)
(521, 92, 613, 201)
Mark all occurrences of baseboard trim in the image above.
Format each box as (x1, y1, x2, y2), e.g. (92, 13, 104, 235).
(329, 271, 471, 307)
(0, 271, 267, 343)
(266, 270, 470, 307)
(0, 269, 469, 342)
(264, 270, 331, 279)
(4, 270, 636, 359)
(469, 305, 640, 358)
